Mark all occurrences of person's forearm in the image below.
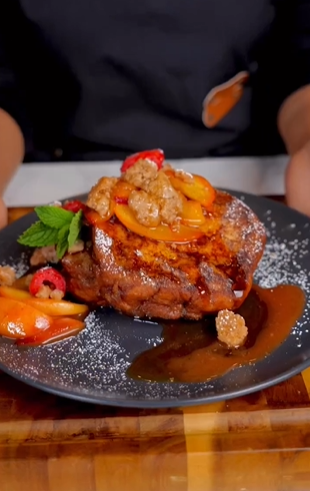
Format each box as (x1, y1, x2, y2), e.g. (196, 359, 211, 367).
(0, 108, 25, 195)
(278, 85, 310, 155)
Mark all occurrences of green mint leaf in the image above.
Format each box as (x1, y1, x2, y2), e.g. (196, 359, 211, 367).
(68, 210, 83, 249)
(35, 206, 74, 230)
(56, 225, 70, 259)
(17, 221, 59, 247)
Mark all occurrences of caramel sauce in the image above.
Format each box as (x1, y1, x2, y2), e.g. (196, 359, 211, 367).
(127, 285, 306, 383)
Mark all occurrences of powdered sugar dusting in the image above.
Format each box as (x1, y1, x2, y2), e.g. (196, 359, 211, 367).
(0, 197, 309, 407)
(254, 210, 310, 349)
(1, 252, 29, 278)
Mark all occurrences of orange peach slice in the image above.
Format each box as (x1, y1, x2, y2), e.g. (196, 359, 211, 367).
(12, 275, 32, 291)
(24, 298, 89, 317)
(112, 180, 136, 205)
(0, 298, 51, 339)
(0, 286, 31, 300)
(114, 204, 204, 242)
(84, 208, 111, 226)
(168, 173, 216, 208)
(16, 317, 85, 346)
(181, 200, 206, 227)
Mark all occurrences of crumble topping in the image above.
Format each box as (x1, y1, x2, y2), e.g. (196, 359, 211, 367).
(215, 309, 248, 348)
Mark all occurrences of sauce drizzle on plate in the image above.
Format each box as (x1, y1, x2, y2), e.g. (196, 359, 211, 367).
(127, 285, 306, 383)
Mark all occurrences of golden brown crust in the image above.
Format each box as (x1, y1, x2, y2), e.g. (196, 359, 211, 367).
(62, 190, 266, 320)
(86, 177, 118, 219)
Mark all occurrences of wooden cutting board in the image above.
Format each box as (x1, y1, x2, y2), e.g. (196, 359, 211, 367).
(1, 204, 310, 491)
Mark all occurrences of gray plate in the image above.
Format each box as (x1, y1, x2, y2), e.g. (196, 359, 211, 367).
(0, 191, 309, 408)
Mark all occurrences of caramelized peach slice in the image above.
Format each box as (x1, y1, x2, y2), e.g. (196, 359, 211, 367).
(181, 200, 206, 227)
(24, 298, 89, 317)
(112, 180, 136, 205)
(16, 317, 85, 346)
(12, 275, 33, 291)
(84, 208, 110, 226)
(0, 286, 31, 300)
(0, 298, 51, 339)
(168, 173, 216, 208)
(114, 204, 204, 242)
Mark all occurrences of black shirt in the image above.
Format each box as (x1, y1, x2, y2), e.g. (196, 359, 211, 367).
(0, 0, 310, 162)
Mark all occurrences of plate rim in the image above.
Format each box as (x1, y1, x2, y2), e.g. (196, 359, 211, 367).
(1, 189, 310, 408)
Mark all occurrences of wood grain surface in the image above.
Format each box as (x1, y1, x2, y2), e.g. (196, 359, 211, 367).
(1, 204, 310, 491)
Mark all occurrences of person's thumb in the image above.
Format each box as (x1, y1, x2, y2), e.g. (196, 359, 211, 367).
(285, 141, 310, 217)
(0, 198, 8, 229)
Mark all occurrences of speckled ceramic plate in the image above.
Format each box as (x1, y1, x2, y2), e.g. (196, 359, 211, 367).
(0, 191, 309, 408)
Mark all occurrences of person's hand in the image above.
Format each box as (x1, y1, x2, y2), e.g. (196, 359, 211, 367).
(285, 140, 310, 217)
(0, 197, 8, 229)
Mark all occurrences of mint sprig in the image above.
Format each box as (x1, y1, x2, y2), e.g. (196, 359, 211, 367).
(17, 221, 59, 247)
(18, 205, 84, 259)
(68, 210, 83, 249)
(56, 225, 70, 259)
(35, 206, 74, 229)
